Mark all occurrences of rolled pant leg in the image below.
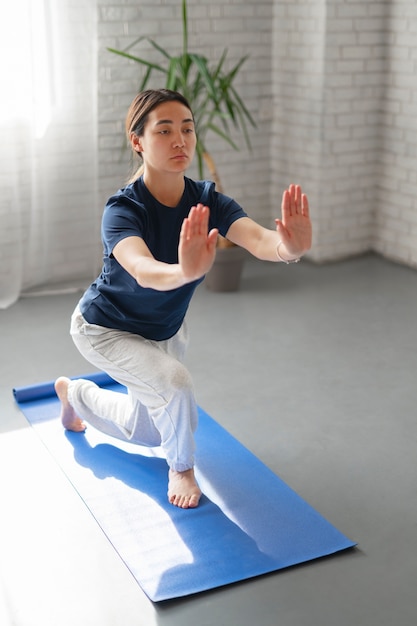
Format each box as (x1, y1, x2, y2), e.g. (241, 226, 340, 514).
(68, 379, 161, 445)
(68, 306, 198, 472)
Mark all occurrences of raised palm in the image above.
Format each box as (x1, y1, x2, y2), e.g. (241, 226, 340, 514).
(179, 204, 218, 282)
(275, 184, 312, 257)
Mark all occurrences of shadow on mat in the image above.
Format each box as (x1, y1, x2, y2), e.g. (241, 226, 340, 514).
(64, 430, 277, 601)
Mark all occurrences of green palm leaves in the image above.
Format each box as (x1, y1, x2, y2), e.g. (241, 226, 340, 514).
(107, 0, 255, 181)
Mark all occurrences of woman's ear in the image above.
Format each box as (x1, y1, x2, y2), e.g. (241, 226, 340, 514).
(130, 133, 142, 154)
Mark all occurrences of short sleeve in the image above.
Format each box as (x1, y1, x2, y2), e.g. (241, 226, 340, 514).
(101, 190, 148, 257)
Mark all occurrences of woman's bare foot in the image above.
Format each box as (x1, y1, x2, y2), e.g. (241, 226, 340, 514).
(54, 377, 86, 432)
(168, 468, 202, 509)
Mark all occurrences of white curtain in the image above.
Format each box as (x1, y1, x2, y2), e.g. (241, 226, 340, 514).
(0, 0, 98, 309)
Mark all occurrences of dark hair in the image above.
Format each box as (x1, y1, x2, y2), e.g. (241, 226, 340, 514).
(125, 89, 194, 182)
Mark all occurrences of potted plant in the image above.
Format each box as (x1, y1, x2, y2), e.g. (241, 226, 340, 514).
(108, 0, 255, 291)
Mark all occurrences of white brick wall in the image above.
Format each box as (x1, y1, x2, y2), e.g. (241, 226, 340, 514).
(4, 0, 415, 301)
(272, 0, 417, 267)
(96, 0, 417, 269)
(0, 0, 417, 304)
(374, 0, 417, 267)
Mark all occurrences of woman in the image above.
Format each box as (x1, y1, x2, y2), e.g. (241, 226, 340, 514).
(55, 89, 312, 509)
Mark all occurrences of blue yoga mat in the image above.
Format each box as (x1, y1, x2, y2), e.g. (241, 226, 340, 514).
(13, 373, 355, 602)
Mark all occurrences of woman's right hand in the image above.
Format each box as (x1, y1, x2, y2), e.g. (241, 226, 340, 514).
(178, 204, 218, 283)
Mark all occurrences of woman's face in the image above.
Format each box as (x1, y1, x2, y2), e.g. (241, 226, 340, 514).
(134, 100, 197, 175)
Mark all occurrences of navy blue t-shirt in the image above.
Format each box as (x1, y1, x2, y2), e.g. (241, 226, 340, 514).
(79, 177, 246, 340)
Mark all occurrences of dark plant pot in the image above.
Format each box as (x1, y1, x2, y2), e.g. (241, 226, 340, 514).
(205, 246, 247, 292)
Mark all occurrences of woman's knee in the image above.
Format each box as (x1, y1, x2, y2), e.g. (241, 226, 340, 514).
(166, 361, 194, 394)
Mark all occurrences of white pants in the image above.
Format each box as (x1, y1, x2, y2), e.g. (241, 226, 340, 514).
(68, 306, 198, 472)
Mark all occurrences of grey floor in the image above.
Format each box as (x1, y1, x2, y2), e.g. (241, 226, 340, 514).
(1, 253, 416, 626)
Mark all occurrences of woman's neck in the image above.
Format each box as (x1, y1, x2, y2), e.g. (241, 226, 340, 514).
(143, 170, 185, 207)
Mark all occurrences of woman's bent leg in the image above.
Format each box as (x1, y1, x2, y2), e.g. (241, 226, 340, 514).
(63, 307, 201, 507)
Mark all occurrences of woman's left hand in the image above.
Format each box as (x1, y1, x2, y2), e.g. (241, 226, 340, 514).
(275, 184, 312, 258)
